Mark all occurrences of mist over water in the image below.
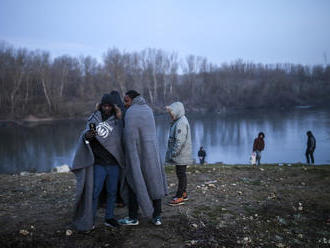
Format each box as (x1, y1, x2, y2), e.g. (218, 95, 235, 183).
(1, 107, 330, 174)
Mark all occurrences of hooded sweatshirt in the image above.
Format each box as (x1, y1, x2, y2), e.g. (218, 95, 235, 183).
(165, 102, 193, 165)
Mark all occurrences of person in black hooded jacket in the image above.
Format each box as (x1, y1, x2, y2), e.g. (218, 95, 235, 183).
(306, 130, 316, 164)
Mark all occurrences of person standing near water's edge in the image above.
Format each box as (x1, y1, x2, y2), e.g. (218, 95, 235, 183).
(165, 102, 192, 206)
(253, 132, 265, 166)
(306, 131, 316, 165)
(119, 90, 168, 226)
(198, 146, 206, 165)
(70, 94, 125, 232)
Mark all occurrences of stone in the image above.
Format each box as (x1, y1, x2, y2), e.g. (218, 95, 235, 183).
(19, 229, 29, 236)
(52, 165, 70, 173)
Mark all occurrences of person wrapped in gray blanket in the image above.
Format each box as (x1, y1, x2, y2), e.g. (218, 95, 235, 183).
(118, 90, 168, 226)
(71, 93, 125, 231)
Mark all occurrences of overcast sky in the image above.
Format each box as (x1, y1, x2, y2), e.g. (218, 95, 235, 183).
(0, 0, 329, 65)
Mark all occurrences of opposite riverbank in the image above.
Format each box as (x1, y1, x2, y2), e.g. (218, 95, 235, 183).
(1, 164, 330, 248)
(1, 104, 325, 124)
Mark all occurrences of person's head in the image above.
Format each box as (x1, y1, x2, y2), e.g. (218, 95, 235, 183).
(166, 102, 185, 121)
(110, 90, 124, 108)
(100, 93, 114, 116)
(306, 130, 313, 136)
(258, 132, 265, 139)
(200, 146, 203, 150)
(124, 90, 140, 108)
(165, 106, 176, 120)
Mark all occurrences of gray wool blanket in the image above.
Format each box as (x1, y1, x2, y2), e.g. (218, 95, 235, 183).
(122, 96, 168, 217)
(71, 111, 124, 231)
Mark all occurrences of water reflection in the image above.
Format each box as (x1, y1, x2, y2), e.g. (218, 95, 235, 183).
(0, 108, 330, 174)
(0, 120, 84, 173)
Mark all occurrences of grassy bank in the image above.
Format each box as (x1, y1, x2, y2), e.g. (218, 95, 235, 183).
(1, 164, 330, 247)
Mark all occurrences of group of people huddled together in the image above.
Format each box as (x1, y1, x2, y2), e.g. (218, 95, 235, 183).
(71, 90, 193, 232)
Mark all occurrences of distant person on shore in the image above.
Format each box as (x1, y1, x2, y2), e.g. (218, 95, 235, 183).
(165, 102, 193, 206)
(119, 90, 168, 226)
(198, 146, 206, 165)
(71, 93, 125, 232)
(306, 131, 316, 165)
(253, 132, 265, 166)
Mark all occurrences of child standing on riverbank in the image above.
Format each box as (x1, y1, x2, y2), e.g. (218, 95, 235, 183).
(165, 102, 192, 206)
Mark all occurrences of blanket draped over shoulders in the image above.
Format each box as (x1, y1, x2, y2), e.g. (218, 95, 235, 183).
(122, 96, 168, 217)
(71, 111, 124, 231)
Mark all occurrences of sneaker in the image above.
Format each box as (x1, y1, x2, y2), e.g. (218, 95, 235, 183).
(118, 217, 139, 226)
(168, 197, 185, 206)
(104, 218, 120, 228)
(152, 216, 162, 226)
(183, 192, 189, 201)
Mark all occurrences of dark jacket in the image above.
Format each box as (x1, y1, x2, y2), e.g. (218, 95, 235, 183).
(307, 135, 316, 151)
(253, 138, 265, 151)
(198, 149, 206, 157)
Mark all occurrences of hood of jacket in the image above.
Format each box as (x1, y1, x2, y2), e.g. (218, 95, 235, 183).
(167, 102, 185, 121)
(132, 95, 146, 105)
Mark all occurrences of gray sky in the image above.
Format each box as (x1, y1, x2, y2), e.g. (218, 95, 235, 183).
(1, 0, 329, 65)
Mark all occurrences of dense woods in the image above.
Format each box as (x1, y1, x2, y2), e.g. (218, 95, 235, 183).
(1, 41, 330, 120)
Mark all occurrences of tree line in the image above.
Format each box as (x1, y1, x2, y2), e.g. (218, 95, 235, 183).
(1, 41, 329, 120)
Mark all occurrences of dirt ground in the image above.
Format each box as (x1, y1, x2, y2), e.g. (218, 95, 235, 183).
(1, 164, 330, 248)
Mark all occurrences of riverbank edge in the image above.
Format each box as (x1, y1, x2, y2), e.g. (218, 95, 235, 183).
(1, 104, 325, 124)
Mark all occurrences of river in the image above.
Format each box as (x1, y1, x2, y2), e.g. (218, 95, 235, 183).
(1, 107, 329, 174)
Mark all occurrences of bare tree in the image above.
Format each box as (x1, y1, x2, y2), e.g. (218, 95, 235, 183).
(0, 42, 330, 119)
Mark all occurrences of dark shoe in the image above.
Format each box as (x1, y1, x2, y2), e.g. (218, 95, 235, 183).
(104, 218, 120, 228)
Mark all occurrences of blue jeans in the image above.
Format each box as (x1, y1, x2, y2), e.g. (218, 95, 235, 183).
(256, 150, 262, 165)
(93, 164, 119, 220)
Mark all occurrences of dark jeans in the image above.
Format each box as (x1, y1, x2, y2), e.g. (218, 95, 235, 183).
(128, 185, 161, 219)
(175, 165, 187, 198)
(93, 164, 119, 220)
(306, 149, 315, 164)
(199, 157, 205, 165)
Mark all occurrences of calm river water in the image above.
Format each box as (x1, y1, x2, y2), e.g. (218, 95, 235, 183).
(1, 107, 330, 174)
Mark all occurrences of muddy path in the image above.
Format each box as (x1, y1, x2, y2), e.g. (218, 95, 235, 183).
(1, 164, 330, 247)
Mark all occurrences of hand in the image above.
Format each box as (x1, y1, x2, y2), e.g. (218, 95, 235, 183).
(95, 102, 101, 111)
(85, 130, 97, 140)
(114, 104, 122, 119)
